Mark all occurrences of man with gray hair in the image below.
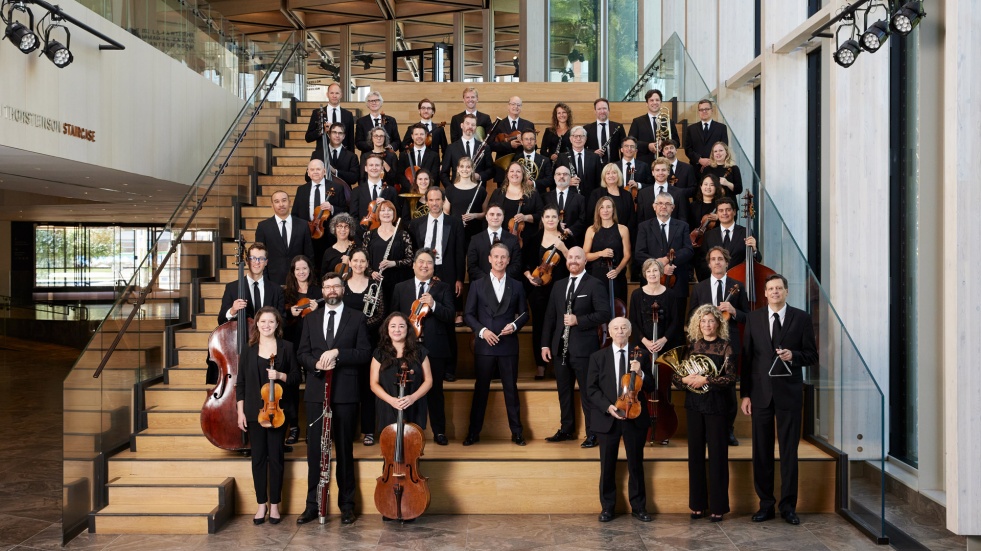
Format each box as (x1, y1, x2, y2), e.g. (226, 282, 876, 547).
(556, 126, 602, 197)
(636, 190, 695, 332)
(354, 91, 400, 154)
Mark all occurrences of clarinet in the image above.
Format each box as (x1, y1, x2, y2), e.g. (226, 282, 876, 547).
(560, 296, 573, 365)
(314, 368, 335, 523)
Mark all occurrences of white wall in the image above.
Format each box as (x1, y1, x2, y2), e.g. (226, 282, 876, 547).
(0, 0, 244, 187)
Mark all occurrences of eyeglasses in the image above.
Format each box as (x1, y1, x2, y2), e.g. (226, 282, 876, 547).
(698, 107, 712, 112)
(329, 130, 345, 135)
(654, 202, 673, 207)
(323, 284, 343, 290)
(622, 144, 637, 149)
(366, 98, 381, 103)
(571, 134, 586, 139)
(508, 103, 522, 107)
(420, 106, 434, 110)
(248, 257, 267, 263)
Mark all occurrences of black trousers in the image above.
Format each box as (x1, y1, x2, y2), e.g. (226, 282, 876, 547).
(750, 400, 801, 514)
(305, 401, 357, 513)
(528, 286, 550, 370)
(248, 422, 287, 504)
(686, 409, 730, 515)
(434, 264, 460, 377)
(468, 354, 522, 436)
(597, 419, 648, 513)
(426, 356, 447, 435)
(555, 354, 592, 436)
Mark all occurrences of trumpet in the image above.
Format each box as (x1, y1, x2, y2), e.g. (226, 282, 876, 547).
(363, 281, 382, 318)
(655, 345, 720, 394)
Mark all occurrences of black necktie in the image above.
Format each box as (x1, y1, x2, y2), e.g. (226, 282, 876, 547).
(325, 310, 336, 348)
(772, 312, 782, 344)
(567, 276, 577, 301)
(658, 185, 665, 195)
(703, 122, 709, 133)
(252, 281, 261, 311)
(281, 220, 288, 247)
(331, 149, 338, 165)
(617, 349, 626, 393)
(723, 229, 731, 248)
(577, 153, 583, 177)
(430, 219, 439, 250)
(625, 162, 633, 179)
(372, 185, 378, 201)
(661, 223, 668, 244)
(426, 123, 431, 132)
(418, 281, 426, 299)
(716, 280, 723, 306)
(374, 118, 380, 127)
(465, 140, 472, 158)
(511, 120, 517, 131)
(333, 108, 339, 124)
(314, 184, 321, 209)
(651, 115, 657, 134)
(600, 123, 608, 157)
(492, 231, 499, 244)
(558, 191, 565, 212)
(417, 150, 423, 166)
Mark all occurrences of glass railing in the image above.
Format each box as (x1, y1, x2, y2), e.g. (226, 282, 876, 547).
(61, 33, 302, 544)
(625, 34, 888, 542)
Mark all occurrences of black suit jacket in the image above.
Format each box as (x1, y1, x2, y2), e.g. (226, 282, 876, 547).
(450, 111, 493, 143)
(218, 278, 285, 325)
(583, 121, 625, 164)
(236, 339, 301, 415)
(688, 276, 749, 354)
(670, 159, 697, 190)
(556, 149, 603, 197)
(354, 114, 401, 154)
(489, 118, 536, 156)
(628, 113, 680, 165)
(741, 306, 818, 410)
(297, 306, 371, 405)
(541, 273, 611, 358)
(390, 278, 455, 358)
(543, 188, 588, 245)
(254, 216, 315, 286)
(702, 223, 762, 268)
(349, 181, 400, 222)
(464, 275, 528, 357)
(517, 153, 554, 195)
(398, 148, 442, 190)
(441, 139, 495, 187)
(683, 120, 729, 168)
(586, 347, 654, 433)
(305, 106, 355, 155)
(291, 181, 350, 222)
(616, 159, 652, 190)
(325, 147, 360, 187)
(466, 230, 522, 281)
(401, 122, 448, 158)
(408, 214, 466, 284)
(636, 183, 691, 224)
(635, 217, 695, 297)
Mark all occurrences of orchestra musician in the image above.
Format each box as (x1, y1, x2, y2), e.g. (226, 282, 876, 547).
(363, 200, 414, 307)
(350, 156, 400, 228)
(557, 126, 602, 197)
(689, 174, 725, 275)
(516, 130, 555, 195)
(703, 142, 743, 197)
(587, 164, 636, 238)
(443, 156, 488, 248)
(523, 205, 570, 380)
(618, 136, 653, 198)
(401, 98, 448, 157)
(628, 89, 680, 166)
(684, 99, 730, 174)
(449, 86, 493, 143)
(636, 157, 692, 224)
(292, 159, 350, 264)
(628, 259, 680, 355)
(359, 128, 400, 190)
(254, 191, 314, 286)
(389, 249, 455, 446)
(441, 113, 494, 187)
(296, 272, 371, 526)
(583, 196, 631, 304)
(218, 242, 285, 326)
(354, 91, 401, 154)
(399, 124, 442, 192)
(369, 311, 433, 440)
(408, 169, 435, 220)
(586, 317, 654, 523)
(463, 242, 529, 446)
(320, 213, 357, 277)
(660, 139, 696, 190)
(675, 305, 737, 522)
(342, 249, 385, 447)
(489, 161, 544, 248)
(323, 123, 361, 185)
(305, 82, 355, 156)
(635, 191, 695, 326)
(540, 102, 573, 164)
(283, 255, 321, 445)
(541, 247, 611, 448)
(740, 274, 818, 526)
(583, 98, 624, 165)
(542, 166, 587, 246)
(235, 306, 300, 526)
(466, 204, 522, 281)
(699, 196, 761, 280)
(489, 96, 535, 180)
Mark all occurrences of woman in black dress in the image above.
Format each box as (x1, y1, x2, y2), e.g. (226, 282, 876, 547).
(690, 174, 723, 281)
(282, 255, 321, 445)
(320, 213, 357, 277)
(489, 161, 543, 248)
(675, 304, 736, 522)
(343, 249, 385, 446)
(703, 142, 743, 197)
(587, 163, 635, 235)
(444, 156, 487, 246)
(369, 312, 433, 434)
(540, 102, 573, 163)
(364, 200, 414, 307)
(628, 258, 680, 354)
(235, 307, 300, 525)
(583, 196, 631, 304)
(359, 127, 399, 189)
(522, 205, 570, 379)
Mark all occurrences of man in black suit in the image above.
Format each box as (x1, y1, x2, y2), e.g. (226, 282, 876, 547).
(557, 126, 602, 197)
(353, 91, 400, 154)
(398, 124, 442, 191)
(293, 159, 350, 264)
(586, 317, 655, 522)
(253, 190, 314, 286)
(401, 98, 448, 158)
(463, 243, 529, 446)
(684, 99, 729, 173)
(628, 89, 680, 165)
(636, 157, 691, 224)
(635, 191, 695, 323)
(516, 130, 554, 194)
(584, 98, 625, 165)
(489, 96, 535, 168)
(296, 273, 371, 526)
(390, 249, 455, 445)
(541, 247, 612, 448)
(350, 156, 400, 227)
(740, 274, 818, 526)
(323, 123, 360, 186)
(466, 204, 522, 281)
(661, 139, 696, 190)
(688, 246, 750, 446)
(305, 82, 355, 157)
(618, 136, 652, 198)
(543, 166, 588, 246)
(696, 197, 760, 280)
(441, 114, 495, 187)
(450, 86, 493, 143)
(217, 242, 286, 326)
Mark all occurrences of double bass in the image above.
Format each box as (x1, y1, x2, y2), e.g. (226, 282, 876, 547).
(598, 258, 628, 348)
(646, 300, 679, 445)
(374, 360, 430, 521)
(201, 235, 252, 451)
(726, 192, 776, 310)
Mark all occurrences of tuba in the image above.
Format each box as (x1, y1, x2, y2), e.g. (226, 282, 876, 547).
(655, 345, 720, 394)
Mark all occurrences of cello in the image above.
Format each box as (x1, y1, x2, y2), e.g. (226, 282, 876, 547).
(598, 258, 628, 348)
(201, 235, 252, 451)
(646, 300, 679, 445)
(374, 360, 430, 521)
(726, 192, 776, 310)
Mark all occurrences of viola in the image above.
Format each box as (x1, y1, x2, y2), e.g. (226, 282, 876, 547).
(289, 297, 325, 318)
(726, 192, 776, 310)
(507, 199, 526, 247)
(689, 208, 718, 248)
(531, 244, 562, 286)
(424, 121, 446, 147)
(720, 284, 741, 322)
(598, 259, 628, 348)
(336, 244, 355, 281)
(645, 300, 679, 445)
(408, 277, 439, 338)
(614, 347, 645, 419)
(360, 184, 387, 231)
(495, 129, 523, 144)
(402, 143, 420, 192)
(660, 248, 678, 288)
(309, 188, 337, 240)
(257, 354, 286, 428)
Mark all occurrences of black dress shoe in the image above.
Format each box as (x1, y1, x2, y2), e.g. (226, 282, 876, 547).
(580, 435, 598, 448)
(781, 511, 800, 525)
(434, 433, 449, 446)
(545, 430, 573, 442)
(285, 427, 299, 445)
(341, 510, 356, 524)
(728, 428, 739, 446)
(751, 508, 775, 522)
(253, 515, 266, 525)
(598, 510, 614, 522)
(296, 510, 318, 525)
(632, 510, 652, 522)
(512, 434, 526, 446)
(444, 373, 457, 382)
(462, 434, 479, 446)
(690, 511, 707, 520)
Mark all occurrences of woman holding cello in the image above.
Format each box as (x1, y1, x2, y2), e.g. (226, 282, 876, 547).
(235, 306, 300, 525)
(522, 205, 570, 380)
(282, 255, 320, 445)
(674, 304, 736, 522)
(489, 161, 543, 248)
(583, 197, 631, 304)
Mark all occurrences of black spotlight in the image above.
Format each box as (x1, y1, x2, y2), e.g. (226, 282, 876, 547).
(39, 14, 72, 67)
(2, 1, 39, 54)
(834, 38, 862, 68)
(890, 1, 925, 36)
(860, 19, 890, 52)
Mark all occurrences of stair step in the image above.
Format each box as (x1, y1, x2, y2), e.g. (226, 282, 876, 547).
(165, 366, 208, 385)
(107, 476, 231, 505)
(91, 504, 217, 534)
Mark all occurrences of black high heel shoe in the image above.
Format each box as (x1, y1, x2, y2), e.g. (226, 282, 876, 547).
(253, 512, 266, 525)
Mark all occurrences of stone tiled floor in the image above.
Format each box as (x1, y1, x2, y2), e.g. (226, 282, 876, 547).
(0, 335, 965, 550)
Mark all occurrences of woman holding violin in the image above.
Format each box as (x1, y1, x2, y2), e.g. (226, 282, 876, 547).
(369, 312, 433, 435)
(235, 306, 300, 525)
(583, 197, 631, 304)
(689, 173, 723, 279)
(359, 127, 399, 189)
(540, 102, 573, 163)
(489, 161, 543, 248)
(522, 205, 571, 380)
(702, 142, 743, 197)
(320, 213, 357, 277)
(342, 249, 385, 446)
(674, 304, 736, 523)
(282, 255, 321, 445)
(363, 200, 414, 307)
(587, 164, 635, 234)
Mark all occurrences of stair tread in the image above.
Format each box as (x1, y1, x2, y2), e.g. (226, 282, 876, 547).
(97, 503, 218, 515)
(147, 384, 211, 391)
(108, 476, 230, 486)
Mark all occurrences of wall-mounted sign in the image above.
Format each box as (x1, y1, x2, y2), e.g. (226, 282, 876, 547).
(1, 104, 96, 143)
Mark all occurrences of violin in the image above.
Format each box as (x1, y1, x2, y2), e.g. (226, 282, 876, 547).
(495, 129, 522, 144)
(689, 208, 718, 248)
(646, 300, 679, 445)
(531, 244, 562, 286)
(309, 188, 337, 240)
(507, 199, 526, 247)
(289, 297, 325, 318)
(408, 277, 439, 338)
(336, 244, 355, 281)
(360, 183, 387, 231)
(719, 284, 741, 322)
(598, 259, 628, 348)
(424, 122, 446, 147)
(660, 248, 677, 288)
(258, 354, 286, 428)
(374, 360, 430, 521)
(614, 347, 645, 419)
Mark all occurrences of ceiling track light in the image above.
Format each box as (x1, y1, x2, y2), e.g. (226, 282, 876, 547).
(2, 1, 39, 53)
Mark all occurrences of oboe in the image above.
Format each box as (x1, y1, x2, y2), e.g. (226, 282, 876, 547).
(311, 368, 335, 524)
(560, 296, 573, 365)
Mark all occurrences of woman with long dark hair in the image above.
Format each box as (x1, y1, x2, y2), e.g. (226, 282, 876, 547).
(282, 255, 320, 445)
(369, 312, 433, 433)
(364, 200, 414, 307)
(343, 249, 385, 446)
(522, 205, 570, 380)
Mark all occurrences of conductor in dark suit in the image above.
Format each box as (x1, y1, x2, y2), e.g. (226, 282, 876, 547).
(740, 274, 818, 526)
(449, 86, 493, 143)
(466, 204, 522, 281)
(541, 247, 612, 448)
(635, 191, 695, 323)
(586, 317, 654, 522)
(543, 166, 588, 246)
(583, 98, 625, 165)
(627, 89, 680, 165)
(463, 243, 529, 446)
(683, 100, 729, 173)
(441, 114, 495, 186)
(305, 83, 355, 156)
(390, 249, 455, 446)
(254, 190, 314, 286)
(218, 242, 285, 326)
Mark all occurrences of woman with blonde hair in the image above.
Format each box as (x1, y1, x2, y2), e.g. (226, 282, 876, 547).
(702, 141, 743, 197)
(488, 161, 543, 248)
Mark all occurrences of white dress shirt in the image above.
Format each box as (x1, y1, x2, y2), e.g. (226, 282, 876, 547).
(225, 275, 264, 321)
(322, 303, 345, 340)
(423, 213, 445, 264)
(274, 214, 292, 247)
